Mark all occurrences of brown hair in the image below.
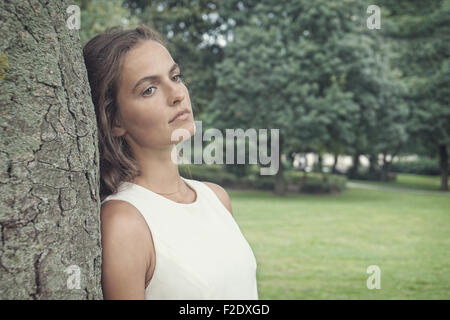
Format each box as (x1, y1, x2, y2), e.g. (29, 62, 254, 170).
(83, 24, 167, 201)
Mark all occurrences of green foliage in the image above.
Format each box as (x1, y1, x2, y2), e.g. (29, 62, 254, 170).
(381, 0, 450, 156)
(75, 0, 140, 46)
(239, 175, 276, 190)
(391, 157, 450, 176)
(179, 164, 238, 186)
(208, 0, 409, 165)
(180, 164, 346, 193)
(284, 170, 348, 193)
(347, 168, 397, 182)
(378, 0, 450, 189)
(351, 173, 443, 191)
(299, 175, 347, 193)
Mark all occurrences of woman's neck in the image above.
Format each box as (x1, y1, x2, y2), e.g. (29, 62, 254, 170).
(131, 144, 184, 194)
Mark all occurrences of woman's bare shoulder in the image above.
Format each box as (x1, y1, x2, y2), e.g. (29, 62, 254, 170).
(201, 181, 233, 216)
(100, 200, 153, 299)
(101, 199, 146, 227)
(100, 200, 153, 265)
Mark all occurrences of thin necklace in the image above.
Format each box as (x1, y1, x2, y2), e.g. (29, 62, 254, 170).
(154, 177, 183, 195)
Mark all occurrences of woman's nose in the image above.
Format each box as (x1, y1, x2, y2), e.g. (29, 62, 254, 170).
(167, 82, 185, 106)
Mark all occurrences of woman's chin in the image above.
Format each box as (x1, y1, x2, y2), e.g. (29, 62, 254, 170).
(169, 122, 195, 144)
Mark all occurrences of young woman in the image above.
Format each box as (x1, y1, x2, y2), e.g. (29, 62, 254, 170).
(83, 25, 258, 300)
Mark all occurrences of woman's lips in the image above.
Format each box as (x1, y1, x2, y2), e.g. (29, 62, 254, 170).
(170, 111, 190, 123)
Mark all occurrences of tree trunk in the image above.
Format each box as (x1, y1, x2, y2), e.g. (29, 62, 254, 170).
(382, 152, 401, 182)
(317, 153, 323, 173)
(0, 1, 102, 299)
(438, 144, 449, 191)
(332, 153, 339, 174)
(348, 152, 360, 178)
(353, 153, 360, 173)
(273, 135, 286, 195)
(368, 154, 377, 174)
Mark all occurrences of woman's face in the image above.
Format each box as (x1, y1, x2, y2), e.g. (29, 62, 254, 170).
(114, 40, 195, 151)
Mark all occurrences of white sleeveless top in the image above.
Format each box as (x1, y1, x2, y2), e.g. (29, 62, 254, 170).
(101, 176, 258, 300)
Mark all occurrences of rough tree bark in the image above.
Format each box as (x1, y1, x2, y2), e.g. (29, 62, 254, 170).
(0, 0, 102, 299)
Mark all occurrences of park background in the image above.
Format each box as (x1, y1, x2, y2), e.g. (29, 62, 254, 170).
(0, 0, 449, 299)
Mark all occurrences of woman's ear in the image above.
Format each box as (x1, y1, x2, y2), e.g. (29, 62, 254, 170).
(111, 117, 126, 137)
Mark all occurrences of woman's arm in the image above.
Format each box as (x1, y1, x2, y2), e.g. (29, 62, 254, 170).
(100, 200, 152, 299)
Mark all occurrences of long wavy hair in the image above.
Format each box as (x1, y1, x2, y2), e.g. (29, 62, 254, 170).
(83, 24, 167, 201)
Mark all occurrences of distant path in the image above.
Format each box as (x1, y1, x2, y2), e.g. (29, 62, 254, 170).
(347, 181, 450, 196)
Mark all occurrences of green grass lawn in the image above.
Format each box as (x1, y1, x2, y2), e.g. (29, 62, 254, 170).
(230, 186, 450, 299)
(350, 173, 444, 191)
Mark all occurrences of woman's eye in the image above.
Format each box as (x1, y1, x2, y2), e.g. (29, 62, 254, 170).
(142, 87, 155, 97)
(173, 74, 183, 82)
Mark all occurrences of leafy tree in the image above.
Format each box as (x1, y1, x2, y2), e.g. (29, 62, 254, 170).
(209, 0, 408, 191)
(381, 0, 450, 190)
(75, 0, 139, 46)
